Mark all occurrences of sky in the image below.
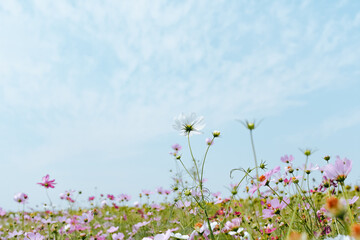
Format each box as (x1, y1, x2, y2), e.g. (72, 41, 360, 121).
(0, 0, 360, 210)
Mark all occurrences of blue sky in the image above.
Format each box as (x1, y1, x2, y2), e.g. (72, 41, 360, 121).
(0, 0, 360, 210)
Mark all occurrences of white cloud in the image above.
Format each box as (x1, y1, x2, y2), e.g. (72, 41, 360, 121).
(0, 1, 360, 209)
(320, 110, 360, 137)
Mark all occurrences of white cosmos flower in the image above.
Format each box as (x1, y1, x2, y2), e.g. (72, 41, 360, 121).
(173, 113, 205, 136)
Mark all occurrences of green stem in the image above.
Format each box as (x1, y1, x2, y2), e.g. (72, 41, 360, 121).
(249, 130, 263, 219)
(188, 134, 200, 181)
(200, 137, 214, 184)
(178, 159, 196, 182)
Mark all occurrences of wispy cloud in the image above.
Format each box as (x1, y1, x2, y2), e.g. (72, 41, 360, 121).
(0, 0, 359, 209)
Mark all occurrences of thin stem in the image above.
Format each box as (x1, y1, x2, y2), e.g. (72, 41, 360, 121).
(300, 156, 308, 188)
(178, 159, 196, 182)
(46, 189, 54, 211)
(188, 134, 200, 181)
(200, 137, 214, 184)
(249, 130, 263, 219)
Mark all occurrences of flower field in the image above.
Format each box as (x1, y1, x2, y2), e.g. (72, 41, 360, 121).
(1, 113, 359, 240)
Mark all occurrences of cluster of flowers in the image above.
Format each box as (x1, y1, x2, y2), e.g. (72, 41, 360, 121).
(0, 113, 359, 240)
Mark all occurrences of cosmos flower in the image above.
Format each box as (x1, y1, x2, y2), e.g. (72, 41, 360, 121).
(280, 155, 294, 164)
(112, 232, 124, 240)
(37, 174, 56, 189)
(24, 232, 45, 240)
(262, 197, 290, 219)
(323, 156, 352, 183)
(173, 113, 205, 136)
(14, 193, 28, 204)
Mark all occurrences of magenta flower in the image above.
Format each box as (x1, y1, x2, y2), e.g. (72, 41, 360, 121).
(323, 156, 352, 183)
(38, 174, 56, 189)
(262, 224, 277, 234)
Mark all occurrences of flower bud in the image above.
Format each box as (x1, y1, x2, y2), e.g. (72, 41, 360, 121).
(212, 130, 220, 137)
(247, 123, 255, 130)
(304, 150, 311, 156)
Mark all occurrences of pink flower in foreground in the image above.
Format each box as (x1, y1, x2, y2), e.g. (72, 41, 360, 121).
(38, 174, 56, 189)
(323, 156, 352, 183)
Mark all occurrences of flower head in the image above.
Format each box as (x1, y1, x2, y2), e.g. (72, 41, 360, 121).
(205, 138, 213, 146)
(14, 193, 28, 204)
(173, 113, 205, 136)
(38, 174, 56, 189)
(323, 156, 352, 183)
(280, 155, 294, 164)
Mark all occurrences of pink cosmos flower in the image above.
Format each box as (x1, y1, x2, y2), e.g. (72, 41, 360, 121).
(118, 194, 131, 202)
(262, 197, 290, 219)
(300, 163, 319, 173)
(280, 154, 294, 164)
(107, 226, 119, 233)
(323, 156, 352, 183)
(8, 230, 24, 238)
(24, 232, 44, 240)
(38, 174, 56, 189)
(222, 218, 241, 233)
(112, 232, 124, 240)
(212, 192, 221, 198)
(157, 187, 164, 194)
(262, 224, 276, 234)
(249, 166, 281, 194)
(171, 144, 182, 152)
(107, 194, 115, 200)
(142, 190, 153, 196)
(14, 193, 28, 203)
